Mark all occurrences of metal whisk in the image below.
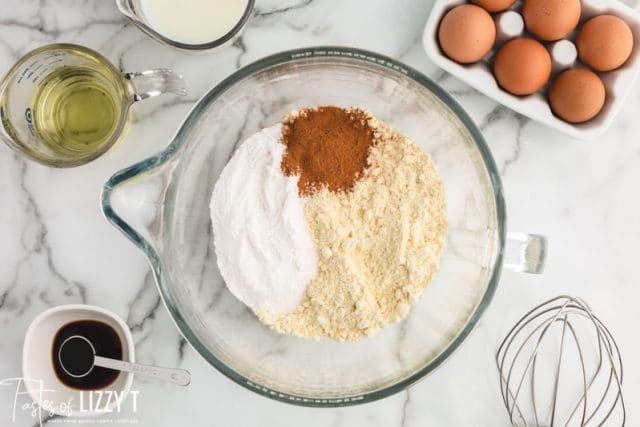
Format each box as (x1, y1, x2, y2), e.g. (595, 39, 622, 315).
(496, 296, 625, 427)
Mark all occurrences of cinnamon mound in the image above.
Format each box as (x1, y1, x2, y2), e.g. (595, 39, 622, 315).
(280, 107, 376, 196)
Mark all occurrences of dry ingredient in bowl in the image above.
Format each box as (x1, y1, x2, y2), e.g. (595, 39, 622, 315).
(280, 107, 376, 195)
(209, 124, 318, 314)
(258, 112, 447, 341)
(210, 106, 447, 341)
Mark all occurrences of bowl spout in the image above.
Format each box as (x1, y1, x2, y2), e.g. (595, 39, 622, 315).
(101, 158, 172, 258)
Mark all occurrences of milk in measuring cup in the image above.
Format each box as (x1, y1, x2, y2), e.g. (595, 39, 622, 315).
(140, 0, 249, 45)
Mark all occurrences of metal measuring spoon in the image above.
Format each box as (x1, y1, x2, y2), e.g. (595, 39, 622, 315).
(58, 335, 190, 386)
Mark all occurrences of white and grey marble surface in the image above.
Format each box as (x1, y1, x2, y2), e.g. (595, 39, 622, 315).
(0, 0, 638, 426)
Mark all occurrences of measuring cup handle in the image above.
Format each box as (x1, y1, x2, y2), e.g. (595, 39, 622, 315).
(125, 69, 187, 102)
(504, 232, 547, 274)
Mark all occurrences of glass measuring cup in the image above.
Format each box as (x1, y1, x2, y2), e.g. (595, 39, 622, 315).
(115, 0, 256, 51)
(0, 43, 186, 167)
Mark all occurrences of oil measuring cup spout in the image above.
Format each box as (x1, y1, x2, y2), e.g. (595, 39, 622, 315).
(0, 43, 187, 168)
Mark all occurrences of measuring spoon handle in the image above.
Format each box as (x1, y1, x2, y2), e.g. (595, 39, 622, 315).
(93, 356, 191, 386)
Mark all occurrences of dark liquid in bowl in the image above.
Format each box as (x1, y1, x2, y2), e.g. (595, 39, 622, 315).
(52, 320, 123, 390)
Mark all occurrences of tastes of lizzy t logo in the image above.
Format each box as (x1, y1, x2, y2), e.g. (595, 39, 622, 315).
(0, 377, 139, 425)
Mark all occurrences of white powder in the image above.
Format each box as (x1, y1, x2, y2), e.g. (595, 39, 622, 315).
(209, 124, 318, 314)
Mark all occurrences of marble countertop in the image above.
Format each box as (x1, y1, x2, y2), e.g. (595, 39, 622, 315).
(0, 0, 638, 425)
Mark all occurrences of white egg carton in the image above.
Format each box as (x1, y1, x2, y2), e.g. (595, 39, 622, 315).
(423, 0, 640, 140)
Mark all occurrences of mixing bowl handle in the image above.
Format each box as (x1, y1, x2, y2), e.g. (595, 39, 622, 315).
(503, 232, 547, 274)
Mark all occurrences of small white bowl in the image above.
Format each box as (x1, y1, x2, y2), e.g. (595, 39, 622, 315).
(22, 305, 135, 417)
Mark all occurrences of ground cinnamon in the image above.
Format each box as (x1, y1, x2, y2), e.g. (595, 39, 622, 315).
(280, 106, 376, 196)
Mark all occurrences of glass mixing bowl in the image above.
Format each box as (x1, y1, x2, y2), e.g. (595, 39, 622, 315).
(101, 47, 546, 406)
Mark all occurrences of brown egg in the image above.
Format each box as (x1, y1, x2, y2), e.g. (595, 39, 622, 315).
(438, 5, 496, 64)
(523, 0, 581, 41)
(471, 0, 516, 13)
(577, 15, 634, 72)
(549, 69, 606, 123)
(493, 38, 552, 95)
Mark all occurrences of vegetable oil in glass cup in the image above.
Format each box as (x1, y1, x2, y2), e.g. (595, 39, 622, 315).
(0, 44, 186, 167)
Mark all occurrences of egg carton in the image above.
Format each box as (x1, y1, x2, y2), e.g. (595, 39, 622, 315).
(423, 0, 640, 140)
